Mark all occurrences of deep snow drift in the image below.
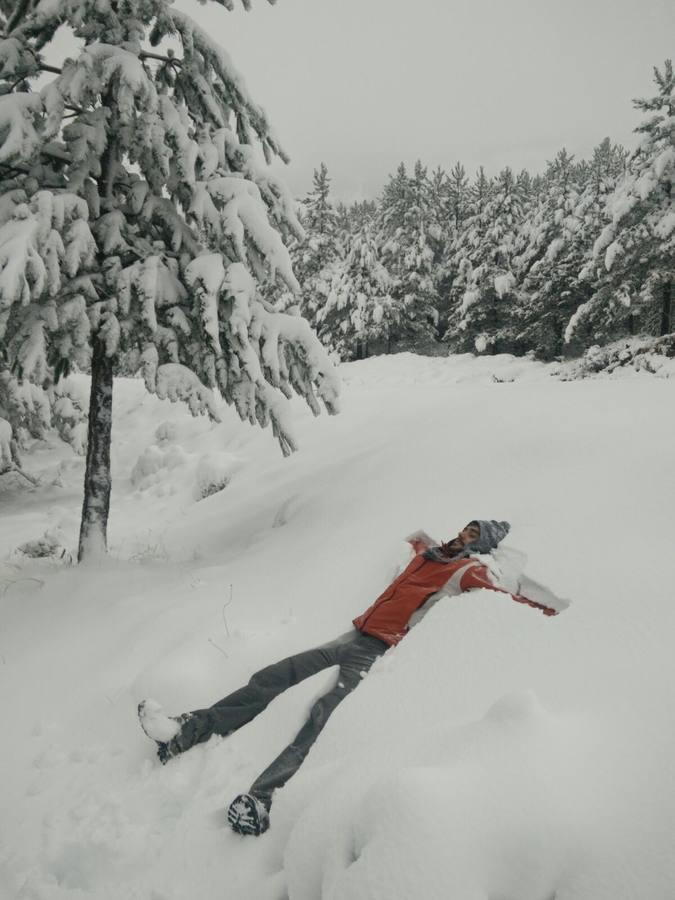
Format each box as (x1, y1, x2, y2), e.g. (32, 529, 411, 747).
(1, 353, 673, 900)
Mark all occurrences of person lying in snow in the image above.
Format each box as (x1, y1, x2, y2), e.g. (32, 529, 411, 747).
(138, 519, 565, 837)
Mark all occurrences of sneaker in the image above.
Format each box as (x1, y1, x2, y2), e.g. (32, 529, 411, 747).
(156, 741, 173, 765)
(138, 699, 184, 743)
(227, 793, 270, 836)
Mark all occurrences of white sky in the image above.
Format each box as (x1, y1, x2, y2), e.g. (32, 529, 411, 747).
(178, 0, 674, 201)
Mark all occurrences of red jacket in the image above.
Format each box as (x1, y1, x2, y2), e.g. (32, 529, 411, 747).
(353, 550, 557, 647)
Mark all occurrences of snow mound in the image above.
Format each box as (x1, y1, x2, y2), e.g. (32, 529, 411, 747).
(194, 452, 234, 501)
(280, 689, 577, 900)
(131, 441, 191, 495)
(567, 335, 675, 379)
(280, 681, 672, 900)
(130, 420, 243, 501)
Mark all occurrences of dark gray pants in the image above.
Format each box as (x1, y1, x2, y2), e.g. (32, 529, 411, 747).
(168, 629, 387, 808)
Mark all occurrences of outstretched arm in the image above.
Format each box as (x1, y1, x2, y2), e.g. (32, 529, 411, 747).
(459, 564, 558, 616)
(408, 537, 430, 554)
(405, 529, 437, 555)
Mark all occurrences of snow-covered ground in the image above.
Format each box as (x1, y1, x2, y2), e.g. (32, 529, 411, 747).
(1, 352, 674, 900)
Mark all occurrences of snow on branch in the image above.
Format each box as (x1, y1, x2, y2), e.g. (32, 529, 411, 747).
(254, 305, 340, 415)
(183, 252, 339, 452)
(56, 43, 158, 124)
(154, 362, 221, 422)
(0, 190, 95, 340)
(0, 208, 47, 316)
(9, 0, 65, 45)
(564, 299, 594, 344)
(0, 369, 51, 441)
(254, 379, 297, 456)
(210, 0, 278, 10)
(167, 10, 258, 112)
(165, 8, 287, 160)
(0, 36, 37, 80)
(157, 95, 199, 185)
(51, 375, 89, 454)
(186, 253, 226, 353)
(191, 176, 299, 290)
(0, 92, 44, 163)
(118, 255, 188, 345)
(213, 126, 303, 239)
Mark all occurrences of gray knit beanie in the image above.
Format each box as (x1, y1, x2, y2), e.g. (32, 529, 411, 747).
(467, 520, 511, 554)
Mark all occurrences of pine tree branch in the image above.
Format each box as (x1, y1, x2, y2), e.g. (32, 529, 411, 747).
(6, 0, 34, 34)
(0, 160, 63, 188)
(0, 161, 29, 177)
(139, 50, 181, 67)
(0, 141, 131, 189)
(22, 45, 62, 75)
(64, 102, 87, 116)
(42, 141, 70, 163)
(8, 75, 27, 91)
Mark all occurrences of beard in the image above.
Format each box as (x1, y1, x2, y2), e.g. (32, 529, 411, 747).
(441, 538, 465, 557)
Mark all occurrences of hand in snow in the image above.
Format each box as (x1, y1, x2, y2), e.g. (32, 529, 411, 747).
(407, 539, 428, 554)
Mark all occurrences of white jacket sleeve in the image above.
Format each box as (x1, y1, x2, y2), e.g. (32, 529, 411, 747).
(404, 529, 438, 548)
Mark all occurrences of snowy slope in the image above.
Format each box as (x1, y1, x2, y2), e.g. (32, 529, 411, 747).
(1, 353, 674, 900)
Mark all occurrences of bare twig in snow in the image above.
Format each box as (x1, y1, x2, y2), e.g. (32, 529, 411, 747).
(208, 637, 228, 659)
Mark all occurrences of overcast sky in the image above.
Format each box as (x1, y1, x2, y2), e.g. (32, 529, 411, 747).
(176, 0, 673, 201)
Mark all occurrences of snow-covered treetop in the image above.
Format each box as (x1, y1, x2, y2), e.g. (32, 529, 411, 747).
(593, 60, 674, 271)
(303, 162, 336, 238)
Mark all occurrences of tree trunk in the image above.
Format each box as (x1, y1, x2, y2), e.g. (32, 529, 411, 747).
(551, 314, 563, 357)
(77, 90, 118, 564)
(78, 336, 114, 562)
(660, 279, 672, 336)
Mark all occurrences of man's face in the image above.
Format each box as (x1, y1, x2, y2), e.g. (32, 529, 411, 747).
(445, 523, 481, 554)
(459, 523, 481, 546)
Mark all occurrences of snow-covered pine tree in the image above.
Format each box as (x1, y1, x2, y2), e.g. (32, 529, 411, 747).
(426, 165, 452, 339)
(566, 61, 674, 347)
(0, 0, 339, 561)
(428, 166, 448, 222)
(379, 161, 439, 353)
(318, 219, 394, 360)
(435, 162, 471, 337)
(293, 161, 341, 326)
(469, 165, 493, 218)
(546, 138, 628, 356)
(447, 162, 472, 233)
(335, 200, 350, 235)
(333, 198, 374, 243)
(515, 169, 535, 206)
(511, 148, 584, 358)
(444, 166, 491, 335)
(303, 163, 340, 262)
(446, 167, 524, 354)
(342, 200, 377, 245)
